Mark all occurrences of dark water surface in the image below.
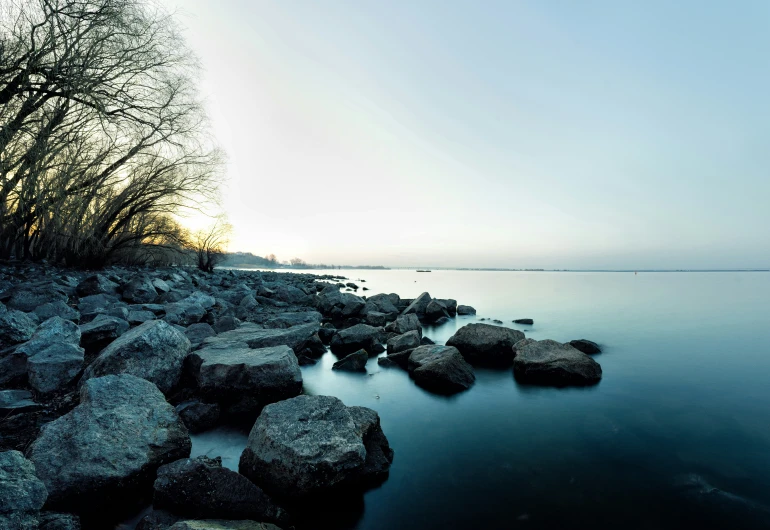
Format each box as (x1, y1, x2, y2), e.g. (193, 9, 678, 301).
(147, 271, 770, 529)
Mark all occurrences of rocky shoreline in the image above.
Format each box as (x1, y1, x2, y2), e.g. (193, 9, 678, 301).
(0, 263, 603, 529)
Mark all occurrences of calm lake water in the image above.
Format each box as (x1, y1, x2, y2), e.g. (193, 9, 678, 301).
(142, 270, 770, 529)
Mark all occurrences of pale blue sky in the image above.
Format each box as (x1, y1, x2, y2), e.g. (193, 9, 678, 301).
(164, 0, 770, 268)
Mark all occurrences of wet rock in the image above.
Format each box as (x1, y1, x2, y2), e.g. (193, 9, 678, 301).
(154, 456, 286, 524)
(383, 349, 412, 370)
(420, 336, 435, 345)
(386, 330, 421, 354)
(175, 401, 220, 434)
(185, 323, 216, 348)
(29, 374, 191, 509)
(446, 323, 524, 366)
(569, 339, 602, 354)
(80, 320, 191, 394)
(332, 349, 368, 372)
(75, 275, 118, 297)
(0, 390, 42, 416)
(33, 301, 80, 323)
(377, 356, 399, 368)
(513, 339, 602, 386)
(329, 324, 380, 356)
(121, 276, 158, 304)
(513, 318, 533, 325)
(317, 327, 336, 345)
(384, 313, 422, 336)
(239, 395, 392, 499)
(407, 345, 475, 394)
(456, 305, 476, 315)
(0, 450, 48, 514)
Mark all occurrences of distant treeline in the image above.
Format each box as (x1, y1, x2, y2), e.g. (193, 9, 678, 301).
(221, 252, 388, 270)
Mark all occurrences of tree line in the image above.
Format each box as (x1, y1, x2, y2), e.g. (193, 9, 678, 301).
(0, 0, 224, 269)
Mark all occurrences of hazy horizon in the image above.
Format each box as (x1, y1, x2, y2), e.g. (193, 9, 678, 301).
(162, 0, 770, 270)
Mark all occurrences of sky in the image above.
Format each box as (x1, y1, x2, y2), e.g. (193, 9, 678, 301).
(161, 0, 770, 269)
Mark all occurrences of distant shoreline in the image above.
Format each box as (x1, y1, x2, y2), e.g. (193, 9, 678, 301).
(223, 266, 769, 273)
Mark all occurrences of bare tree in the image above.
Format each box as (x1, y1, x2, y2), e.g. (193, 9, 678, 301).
(189, 219, 232, 273)
(0, 0, 222, 266)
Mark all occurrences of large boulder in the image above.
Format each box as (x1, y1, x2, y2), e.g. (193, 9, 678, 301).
(121, 276, 158, 304)
(4, 284, 67, 312)
(407, 345, 475, 394)
(0, 450, 48, 514)
(192, 345, 302, 415)
(154, 456, 286, 524)
(362, 294, 399, 318)
(424, 300, 450, 323)
(27, 343, 85, 394)
(239, 395, 393, 499)
(202, 323, 319, 354)
(386, 330, 421, 354)
(436, 299, 458, 316)
(512, 339, 602, 386)
(401, 292, 432, 317)
(384, 313, 422, 336)
(28, 374, 191, 509)
(33, 301, 80, 323)
(175, 401, 220, 434)
(80, 320, 190, 394)
(316, 287, 365, 319)
(445, 323, 524, 366)
(75, 274, 118, 297)
(332, 349, 368, 372)
(0, 306, 37, 348)
(329, 324, 380, 356)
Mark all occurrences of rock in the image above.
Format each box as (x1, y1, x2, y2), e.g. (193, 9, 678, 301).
(192, 345, 302, 417)
(365, 311, 391, 327)
(332, 349, 368, 372)
(202, 323, 319, 354)
(437, 299, 457, 316)
(424, 299, 449, 323)
(316, 286, 365, 319)
(239, 395, 393, 499)
(175, 401, 220, 434)
(377, 356, 399, 368)
(136, 509, 182, 530)
(33, 302, 80, 323)
(28, 374, 191, 509)
(456, 305, 476, 315)
(513, 318, 534, 325)
(27, 343, 84, 394)
(401, 292, 431, 317)
(407, 345, 475, 394)
(212, 316, 240, 334)
(127, 309, 156, 325)
(164, 301, 207, 326)
(75, 274, 118, 297)
(0, 450, 48, 513)
(121, 276, 158, 304)
(513, 339, 602, 386)
(569, 339, 602, 354)
(386, 330, 421, 354)
(383, 349, 413, 369)
(80, 320, 191, 394)
(5, 285, 67, 313)
(0, 307, 37, 347)
(297, 333, 326, 358)
(185, 291, 216, 310)
(329, 324, 380, 356)
(152, 278, 171, 294)
(169, 521, 282, 530)
(446, 323, 524, 366)
(76, 293, 120, 322)
(317, 327, 336, 345)
(154, 456, 286, 524)
(492, 319, 503, 324)
(23, 316, 80, 349)
(363, 294, 399, 318)
(420, 336, 435, 345)
(185, 323, 216, 348)
(432, 316, 452, 325)
(384, 313, 422, 336)
(78, 315, 129, 356)
(264, 311, 322, 329)
(0, 390, 42, 416)
(37, 511, 82, 529)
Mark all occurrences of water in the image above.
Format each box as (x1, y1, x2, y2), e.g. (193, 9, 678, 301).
(153, 271, 770, 529)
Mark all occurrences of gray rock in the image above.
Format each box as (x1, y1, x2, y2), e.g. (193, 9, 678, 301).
(128, 310, 156, 325)
(365, 311, 391, 327)
(0, 307, 37, 347)
(184, 292, 216, 310)
(77, 294, 120, 322)
(212, 316, 240, 334)
(27, 343, 84, 394)
(436, 299, 458, 316)
(164, 301, 207, 326)
(513, 338, 602, 385)
(175, 401, 220, 434)
(75, 274, 118, 297)
(168, 521, 282, 530)
(78, 315, 129, 354)
(424, 299, 450, 323)
(202, 323, 319, 354)
(80, 320, 191, 394)
(401, 292, 431, 317)
(33, 302, 80, 323)
(386, 330, 421, 354)
(239, 395, 393, 499)
(456, 305, 476, 315)
(0, 390, 42, 416)
(152, 278, 171, 294)
(329, 324, 380, 356)
(407, 345, 475, 394)
(5, 286, 67, 313)
(28, 374, 191, 508)
(384, 313, 422, 336)
(513, 318, 534, 325)
(446, 323, 524, 366)
(153, 456, 286, 524)
(0, 450, 47, 514)
(316, 286, 365, 319)
(332, 349, 368, 372)
(264, 311, 322, 329)
(569, 339, 602, 354)
(376, 356, 399, 368)
(121, 276, 158, 304)
(185, 323, 216, 348)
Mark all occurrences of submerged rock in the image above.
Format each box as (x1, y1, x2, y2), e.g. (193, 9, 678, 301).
(512, 339, 602, 386)
(175, 401, 220, 434)
(154, 456, 286, 524)
(239, 395, 393, 499)
(408, 345, 475, 394)
(569, 339, 602, 354)
(332, 349, 368, 372)
(513, 318, 534, 325)
(446, 323, 524, 366)
(29, 374, 191, 508)
(80, 320, 190, 394)
(456, 305, 476, 315)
